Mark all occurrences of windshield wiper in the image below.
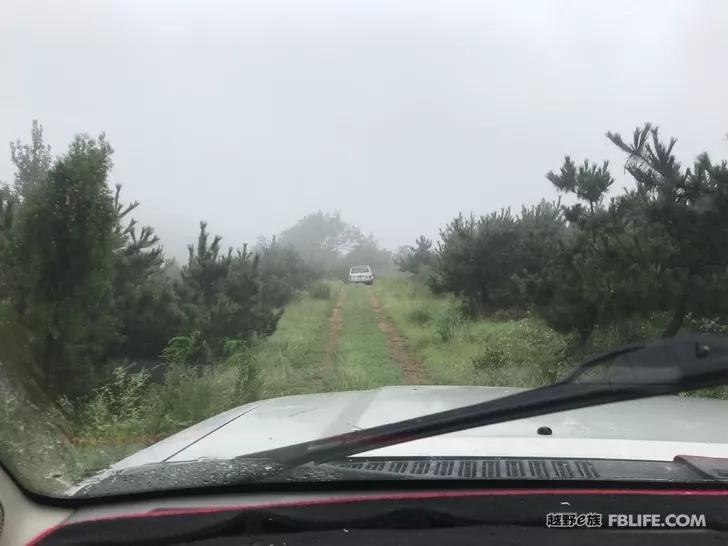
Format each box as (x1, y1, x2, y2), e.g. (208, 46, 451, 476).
(239, 335, 728, 475)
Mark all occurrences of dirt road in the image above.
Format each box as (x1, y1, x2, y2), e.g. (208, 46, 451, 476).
(368, 288, 428, 384)
(321, 288, 345, 369)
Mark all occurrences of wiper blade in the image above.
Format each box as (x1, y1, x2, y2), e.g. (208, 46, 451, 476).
(239, 335, 728, 474)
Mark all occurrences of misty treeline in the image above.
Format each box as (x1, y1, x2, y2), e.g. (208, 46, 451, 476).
(276, 210, 396, 280)
(397, 124, 728, 344)
(0, 122, 391, 399)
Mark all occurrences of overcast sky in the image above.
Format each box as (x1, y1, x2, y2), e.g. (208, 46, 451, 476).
(2, 0, 727, 259)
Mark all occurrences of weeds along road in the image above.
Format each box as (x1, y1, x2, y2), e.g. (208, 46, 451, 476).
(258, 276, 575, 401)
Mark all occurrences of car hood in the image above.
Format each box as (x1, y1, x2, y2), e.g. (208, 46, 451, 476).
(107, 385, 728, 472)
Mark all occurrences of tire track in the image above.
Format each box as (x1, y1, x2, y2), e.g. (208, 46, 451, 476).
(321, 288, 345, 370)
(368, 287, 428, 385)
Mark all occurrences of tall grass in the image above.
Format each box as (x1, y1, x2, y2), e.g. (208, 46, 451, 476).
(308, 280, 332, 300)
(373, 278, 725, 392)
(57, 283, 343, 481)
(256, 281, 342, 398)
(374, 278, 571, 387)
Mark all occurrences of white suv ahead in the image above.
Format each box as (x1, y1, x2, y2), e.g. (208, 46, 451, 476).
(348, 265, 374, 285)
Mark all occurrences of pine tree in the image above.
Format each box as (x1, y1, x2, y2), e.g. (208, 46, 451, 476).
(10, 120, 52, 198)
(395, 235, 434, 274)
(176, 222, 277, 361)
(8, 134, 118, 395)
(607, 124, 728, 336)
(533, 156, 651, 342)
(257, 236, 315, 309)
(110, 185, 182, 359)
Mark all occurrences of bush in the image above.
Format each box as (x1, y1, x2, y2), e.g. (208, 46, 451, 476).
(431, 203, 565, 315)
(67, 337, 261, 443)
(463, 319, 572, 387)
(68, 367, 153, 438)
(176, 223, 282, 357)
(308, 280, 331, 300)
(161, 331, 212, 366)
(146, 340, 260, 435)
(433, 307, 464, 341)
(146, 363, 226, 434)
(514, 320, 571, 384)
(222, 339, 260, 402)
(258, 239, 317, 309)
(471, 343, 508, 372)
(408, 307, 432, 325)
(686, 314, 728, 336)
(394, 235, 434, 274)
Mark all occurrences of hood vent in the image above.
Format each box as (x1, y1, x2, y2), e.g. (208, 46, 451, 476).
(529, 460, 549, 479)
(390, 461, 409, 473)
(551, 460, 575, 479)
(575, 461, 598, 479)
(412, 461, 431, 475)
(483, 460, 500, 478)
(459, 461, 477, 478)
(505, 460, 524, 478)
(334, 458, 602, 480)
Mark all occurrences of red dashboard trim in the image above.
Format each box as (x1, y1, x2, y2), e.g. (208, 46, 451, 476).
(29, 487, 728, 545)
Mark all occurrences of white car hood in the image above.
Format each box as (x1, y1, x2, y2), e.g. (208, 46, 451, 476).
(110, 385, 728, 472)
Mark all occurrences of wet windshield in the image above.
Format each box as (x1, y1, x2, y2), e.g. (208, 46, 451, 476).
(2, 0, 728, 497)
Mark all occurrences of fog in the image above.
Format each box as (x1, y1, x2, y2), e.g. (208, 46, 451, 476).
(2, 0, 727, 259)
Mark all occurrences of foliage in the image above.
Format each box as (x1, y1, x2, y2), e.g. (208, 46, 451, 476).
(343, 235, 394, 278)
(72, 367, 153, 437)
(110, 185, 183, 359)
(546, 156, 614, 218)
(394, 235, 434, 275)
(257, 282, 341, 399)
(257, 236, 316, 309)
(432, 305, 464, 342)
(471, 341, 508, 372)
(686, 314, 728, 337)
(278, 211, 363, 273)
(0, 123, 311, 402)
(607, 125, 728, 336)
(7, 134, 119, 396)
(374, 278, 571, 387)
(524, 125, 728, 341)
(431, 201, 565, 316)
(176, 222, 280, 358)
(407, 307, 432, 325)
(0, 185, 17, 295)
(147, 363, 231, 432)
(528, 157, 616, 339)
(308, 280, 332, 300)
(69, 340, 261, 444)
(10, 120, 52, 197)
(223, 341, 260, 401)
(161, 331, 212, 366)
(276, 212, 397, 280)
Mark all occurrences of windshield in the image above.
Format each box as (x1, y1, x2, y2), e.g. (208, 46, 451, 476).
(2, 0, 728, 498)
